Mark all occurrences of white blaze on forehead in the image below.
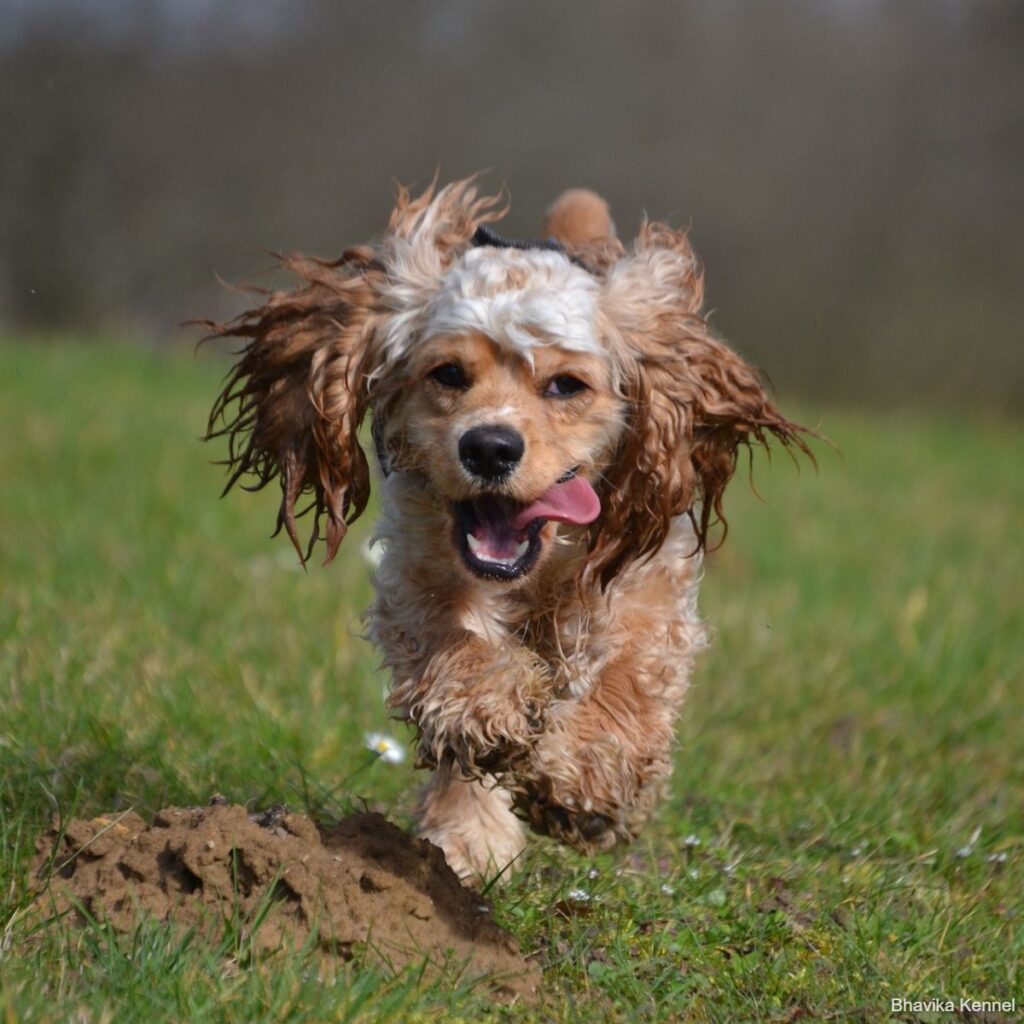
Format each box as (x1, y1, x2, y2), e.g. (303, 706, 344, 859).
(423, 247, 601, 360)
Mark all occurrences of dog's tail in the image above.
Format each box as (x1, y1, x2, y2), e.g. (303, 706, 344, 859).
(543, 189, 616, 246)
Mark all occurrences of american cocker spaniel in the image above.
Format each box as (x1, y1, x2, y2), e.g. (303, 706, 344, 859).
(206, 179, 809, 882)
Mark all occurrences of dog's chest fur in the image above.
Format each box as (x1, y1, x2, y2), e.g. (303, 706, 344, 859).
(368, 473, 706, 704)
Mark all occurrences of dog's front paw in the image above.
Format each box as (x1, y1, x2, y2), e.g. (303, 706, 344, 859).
(515, 796, 620, 852)
(511, 774, 627, 854)
(510, 731, 666, 853)
(417, 692, 547, 778)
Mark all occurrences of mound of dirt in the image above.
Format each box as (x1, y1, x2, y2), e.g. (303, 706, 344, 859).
(31, 800, 538, 1001)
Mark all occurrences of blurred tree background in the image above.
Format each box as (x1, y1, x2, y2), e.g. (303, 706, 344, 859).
(1, 0, 1020, 409)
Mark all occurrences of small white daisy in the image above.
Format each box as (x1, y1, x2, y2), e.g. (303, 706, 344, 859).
(955, 826, 982, 859)
(364, 732, 405, 764)
(361, 536, 387, 570)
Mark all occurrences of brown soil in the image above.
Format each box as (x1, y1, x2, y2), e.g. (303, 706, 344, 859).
(31, 800, 539, 1001)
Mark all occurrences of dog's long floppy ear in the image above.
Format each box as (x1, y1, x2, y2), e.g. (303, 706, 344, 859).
(203, 248, 381, 565)
(592, 222, 811, 585)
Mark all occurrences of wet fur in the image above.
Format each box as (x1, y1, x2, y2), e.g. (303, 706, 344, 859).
(204, 179, 809, 880)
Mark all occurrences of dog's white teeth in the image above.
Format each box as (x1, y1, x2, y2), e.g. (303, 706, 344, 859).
(466, 532, 529, 564)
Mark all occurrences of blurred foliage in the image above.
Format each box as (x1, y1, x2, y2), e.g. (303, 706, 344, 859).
(0, 0, 1022, 410)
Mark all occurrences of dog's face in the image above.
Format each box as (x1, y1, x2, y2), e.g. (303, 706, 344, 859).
(384, 329, 625, 581)
(373, 244, 626, 582)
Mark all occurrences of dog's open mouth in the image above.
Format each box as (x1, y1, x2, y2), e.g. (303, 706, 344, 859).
(452, 472, 601, 580)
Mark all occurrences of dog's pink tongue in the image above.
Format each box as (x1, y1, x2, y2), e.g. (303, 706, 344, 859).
(511, 475, 601, 530)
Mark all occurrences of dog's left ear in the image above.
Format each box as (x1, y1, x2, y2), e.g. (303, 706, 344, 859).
(592, 222, 811, 584)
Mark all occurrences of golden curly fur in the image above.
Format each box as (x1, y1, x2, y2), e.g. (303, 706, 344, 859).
(205, 178, 809, 881)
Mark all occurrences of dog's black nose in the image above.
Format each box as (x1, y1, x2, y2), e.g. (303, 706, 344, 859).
(459, 425, 525, 481)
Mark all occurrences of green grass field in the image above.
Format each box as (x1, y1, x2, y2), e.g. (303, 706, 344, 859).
(1, 341, 1021, 1023)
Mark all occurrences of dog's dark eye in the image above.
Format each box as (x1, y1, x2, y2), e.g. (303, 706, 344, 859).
(428, 363, 470, 390)
(543, 375, 589, 398)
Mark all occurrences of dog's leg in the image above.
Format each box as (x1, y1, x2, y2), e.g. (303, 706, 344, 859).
(512, 657, 677, 851)
(418, 764, 526, 883)
(386, 629, 551, 777)
(513, 553, 706, 851)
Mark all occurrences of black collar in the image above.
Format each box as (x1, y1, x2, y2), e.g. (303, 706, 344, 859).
(470, 225, 592, 272)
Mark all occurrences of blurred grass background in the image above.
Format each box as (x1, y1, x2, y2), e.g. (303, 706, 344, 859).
(0, 341, 1020, 1021)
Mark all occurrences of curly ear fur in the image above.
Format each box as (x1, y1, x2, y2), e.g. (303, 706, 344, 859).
(591, 222, 811, 585)
(203, 248, 381, 565)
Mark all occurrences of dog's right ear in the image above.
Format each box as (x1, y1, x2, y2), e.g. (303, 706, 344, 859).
(203, 248, 380, 565)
